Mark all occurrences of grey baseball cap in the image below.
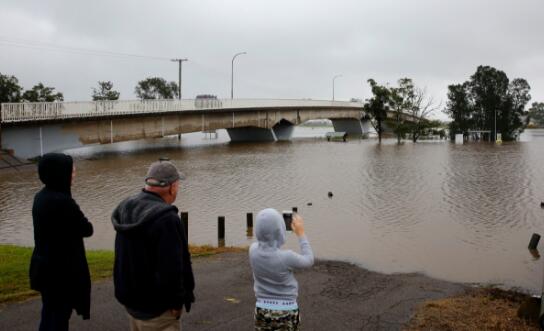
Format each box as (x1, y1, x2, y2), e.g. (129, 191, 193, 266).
(145, 160, 186, 187)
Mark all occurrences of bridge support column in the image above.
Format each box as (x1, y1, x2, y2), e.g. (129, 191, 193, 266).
(226, 127, 277, 143)
(272, 120, 295, 141)
(331, 118, 370, 137)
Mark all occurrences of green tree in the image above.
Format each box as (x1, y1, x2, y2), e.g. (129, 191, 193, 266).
(363, 79, 390, 143)
(134, 77, 178, 100)
(389, 78, 416, 144)
(92, 81, 120, 101)
(22, 83, 64, 102)
(0, 73, 23, 103)
(528, 102, 544, 127)
(444, 83, 472, 139)
(445, 65, 531, 141)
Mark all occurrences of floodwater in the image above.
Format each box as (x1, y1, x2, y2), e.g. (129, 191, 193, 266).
(1, 128, 544, 293)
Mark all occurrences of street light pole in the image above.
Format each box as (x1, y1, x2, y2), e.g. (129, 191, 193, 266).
(332, 74, 342, 101)
(171, 58, 188, 99)
(231, 52, 247, 99)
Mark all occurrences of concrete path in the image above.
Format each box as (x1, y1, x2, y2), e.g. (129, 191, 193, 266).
(0, 253, 465, 330)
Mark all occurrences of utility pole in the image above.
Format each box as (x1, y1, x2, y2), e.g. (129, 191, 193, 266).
(231, 52, 247, 99)
(171, 58, 188, 99)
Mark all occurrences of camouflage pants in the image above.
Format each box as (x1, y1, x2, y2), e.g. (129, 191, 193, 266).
(254, 307, 300, 331)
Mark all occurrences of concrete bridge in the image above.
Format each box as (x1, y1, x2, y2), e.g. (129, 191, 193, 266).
(0, 98, 372, 158)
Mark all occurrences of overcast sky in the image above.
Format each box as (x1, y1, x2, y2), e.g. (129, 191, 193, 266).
(1, 0, 543, 115)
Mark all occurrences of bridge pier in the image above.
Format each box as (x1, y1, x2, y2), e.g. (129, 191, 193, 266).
(272, 120, 295, 141)
(226, 127, 277, 143)
(1, 125, 84, 159)
(331, 118, 370, 137)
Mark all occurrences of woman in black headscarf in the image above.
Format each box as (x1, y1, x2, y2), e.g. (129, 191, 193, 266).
(29, 153, 93, 331)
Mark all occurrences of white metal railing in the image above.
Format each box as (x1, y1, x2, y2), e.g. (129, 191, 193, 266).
(0, 99, 363, 123)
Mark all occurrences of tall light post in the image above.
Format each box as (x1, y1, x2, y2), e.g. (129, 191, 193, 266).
(332, 74, 342, 101)
(231, 52, 247, 99)
(171, 58, 188, 99)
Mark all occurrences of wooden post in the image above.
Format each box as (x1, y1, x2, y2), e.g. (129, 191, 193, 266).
(218, 216, 225, 247)
(246, 213, 253, 229)
(246, 212, 253, 237)
(180, 212, 188, 240)
(529, 233, 541, 250)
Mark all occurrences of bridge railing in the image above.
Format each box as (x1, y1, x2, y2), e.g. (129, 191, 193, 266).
(0, 99, 363, 123)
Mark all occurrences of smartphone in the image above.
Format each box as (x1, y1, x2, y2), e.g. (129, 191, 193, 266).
(282, 211, 293, 231)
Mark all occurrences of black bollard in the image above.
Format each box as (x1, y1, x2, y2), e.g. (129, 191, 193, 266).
(246, 213, 253, 229)
(292, 207, 298, 213)
(328, 191, 333, 198)
(218, 216, 225, 246)
(307, 202, 312, 206)
(180, 212, 188, 240)
(541, 202, 544, 208)
(529, 233, 541, 250)
(246, 213, 253, 237)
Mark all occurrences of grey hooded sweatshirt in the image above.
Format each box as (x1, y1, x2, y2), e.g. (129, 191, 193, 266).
(249, 208, 314, 302)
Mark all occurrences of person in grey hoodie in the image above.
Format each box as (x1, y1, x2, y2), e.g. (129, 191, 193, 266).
(249, 208, 314, 331)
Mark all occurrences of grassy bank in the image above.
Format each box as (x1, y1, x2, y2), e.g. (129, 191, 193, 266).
(0, 244, 244, 305)
(405, 288, 540, 330)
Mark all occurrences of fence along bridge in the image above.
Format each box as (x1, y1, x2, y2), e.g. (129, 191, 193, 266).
(0, 98, 371, 158)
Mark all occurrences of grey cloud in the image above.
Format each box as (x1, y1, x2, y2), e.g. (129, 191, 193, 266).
(0, 0, 542, 109)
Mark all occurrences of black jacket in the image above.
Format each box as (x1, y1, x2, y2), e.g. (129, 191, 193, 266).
(29, 153, 93, 319)
(111, 190, 195, 316)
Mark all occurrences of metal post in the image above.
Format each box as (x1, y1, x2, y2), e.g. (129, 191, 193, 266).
(494, 109, 497, 143)
(332, 74, 342, 101)
(231, 52, 247, 99)
(180, 212, 188, 240)
(218, 216, 225, 246)
(171, 58, 188, 100)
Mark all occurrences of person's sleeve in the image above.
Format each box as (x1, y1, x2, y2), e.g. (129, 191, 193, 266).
(155, 214, 186, 309)
(68, 198, 93, 238)
(280, 235, 314, 269)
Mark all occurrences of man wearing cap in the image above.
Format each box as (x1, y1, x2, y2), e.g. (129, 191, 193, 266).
(112, 160, 195, 331)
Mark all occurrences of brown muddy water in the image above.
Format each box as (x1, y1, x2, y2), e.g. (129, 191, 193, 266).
(1, 128, 544, 293)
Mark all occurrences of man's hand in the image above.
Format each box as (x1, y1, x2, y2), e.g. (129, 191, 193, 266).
(291, 214, 305, 237)
(170, 309, 182, 320)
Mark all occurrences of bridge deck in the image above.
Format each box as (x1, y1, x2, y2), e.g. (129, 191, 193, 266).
(0, 99, 363, 123)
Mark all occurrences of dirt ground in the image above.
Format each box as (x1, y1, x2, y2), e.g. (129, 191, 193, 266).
(0, 252, 535, 330)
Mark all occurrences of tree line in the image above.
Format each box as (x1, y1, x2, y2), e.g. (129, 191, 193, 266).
(0, 73, 180, 102)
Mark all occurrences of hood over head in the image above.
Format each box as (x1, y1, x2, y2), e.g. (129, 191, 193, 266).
(112, 190, 178, 232)
(38, 153, 73, 194)
(255, 208, 286, 248)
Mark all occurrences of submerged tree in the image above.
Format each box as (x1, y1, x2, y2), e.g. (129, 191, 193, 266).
(408, 87, 441, 142)
(135, 77, 178, 100)
(92, 81, 120, 101)
(22, 83, 64, 102)
(445, 65, 531, 141)
(389, 78, 416, 144)
(363, 79, 390, 143)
